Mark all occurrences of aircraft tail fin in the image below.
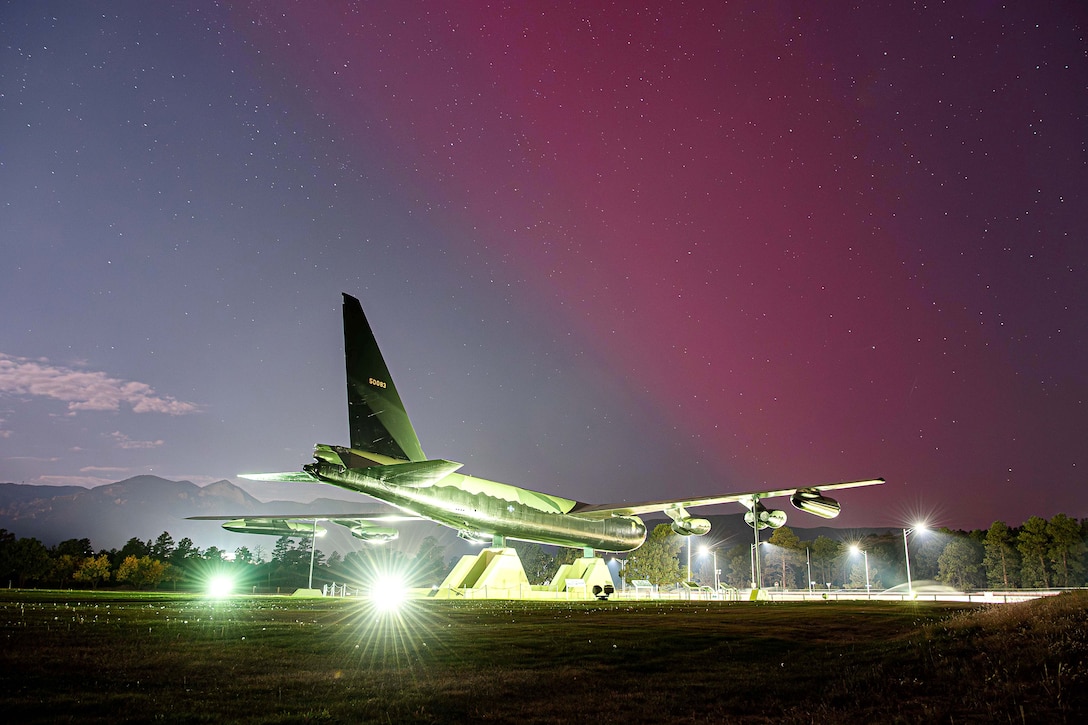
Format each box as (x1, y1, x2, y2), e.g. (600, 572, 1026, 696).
(342, 293, 426, 461)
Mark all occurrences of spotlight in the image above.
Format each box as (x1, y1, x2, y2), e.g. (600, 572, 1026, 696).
(370, 574, 408, 613)
(207, 574, 234, 598)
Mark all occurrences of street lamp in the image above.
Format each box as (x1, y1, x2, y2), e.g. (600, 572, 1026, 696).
(903, 524, 928, 598)
(849, 545, 870, 597)
(750, 541, 766, 591)
(686, 536, 692, 582)
(805, 546, 813, 592)
(308, 519, 319, 590)
(698, 544, 721, 591)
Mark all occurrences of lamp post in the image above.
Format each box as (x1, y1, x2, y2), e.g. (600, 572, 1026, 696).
(308, 519, 319, 590)
(698, 544, 720, 591)
(686, 536, 692, 582)
(750, 541, 765, 590)
(806, 546, 813, 592)
(750, 543, 756, 588)
(903, 524, 927, 598)
(849, 545, 870, 597)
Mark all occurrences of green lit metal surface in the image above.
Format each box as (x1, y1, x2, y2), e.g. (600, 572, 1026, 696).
(237, 470, 320, 483)
(568, 478, 885, 519)
(219, 519, 327, 537)
(306, 453, 647, 552)
(343, 294, 426, 462)
(199, 294, 883, 555)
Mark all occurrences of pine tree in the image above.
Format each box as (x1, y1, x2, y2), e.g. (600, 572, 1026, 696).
(171, 537, 198, 565)
(512, 542, 556, 585)
(766, 526, 802, 588)
(1046, 514, 1086, 587)
(937, 538, 983, 590)
(723, 544, 754, 588)
(117, 536, 150, 562)
(1017, 516, 1050, 588)
(983, 521, 1019, 588)
(411, 535, 448, 586)
(809, 536, 842, 588)
(271, 535, 292, 564)
(53, 538, 93, 559)
(150, 531, 175, 561)
(626, 524, 682, 586)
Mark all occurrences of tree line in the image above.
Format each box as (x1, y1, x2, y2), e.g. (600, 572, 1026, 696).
(1, 513, 1084, 593)
(652, 514, 1087, 591)
(0, 526, 604, 593)
(0, 529, 456, 593)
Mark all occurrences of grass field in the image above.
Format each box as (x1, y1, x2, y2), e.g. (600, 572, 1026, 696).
(1, 589, 1085, 723)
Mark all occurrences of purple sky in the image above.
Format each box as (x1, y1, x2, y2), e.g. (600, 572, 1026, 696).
(2, 2, 1085, 531)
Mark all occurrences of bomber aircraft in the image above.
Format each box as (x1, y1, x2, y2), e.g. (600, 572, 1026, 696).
(194, 294, 883, 555)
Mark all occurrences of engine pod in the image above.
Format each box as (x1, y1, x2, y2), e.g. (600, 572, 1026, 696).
(333, 519, 399, 542)
(221, 519, 327, 537)
(790, 489, 841, 519)
(744, 506, 787, 529)
(670, 517, 711, 536)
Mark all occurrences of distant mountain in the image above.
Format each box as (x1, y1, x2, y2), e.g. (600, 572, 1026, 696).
(0, 483, 89, 504)
(0, 476, 398, 551)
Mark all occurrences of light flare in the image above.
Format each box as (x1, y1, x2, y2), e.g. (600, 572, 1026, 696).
(369, 574, 409, 613)
(206, 574, 235, 598)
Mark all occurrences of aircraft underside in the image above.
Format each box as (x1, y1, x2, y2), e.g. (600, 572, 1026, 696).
(307, 452, 648, 552)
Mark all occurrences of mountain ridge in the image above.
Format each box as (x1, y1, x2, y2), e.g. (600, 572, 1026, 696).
(0, 476, 394, 551)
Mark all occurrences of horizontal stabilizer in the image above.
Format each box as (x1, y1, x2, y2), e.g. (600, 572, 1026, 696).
(362, 459, 463, 487)
(238, 471, 321, 483)
(188, 513, 423, 522)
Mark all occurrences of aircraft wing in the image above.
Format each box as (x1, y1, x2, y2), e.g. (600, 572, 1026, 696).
(567, 478, 885, 519)
(187, 511, 425, 541)
(187, 513, 423, 522)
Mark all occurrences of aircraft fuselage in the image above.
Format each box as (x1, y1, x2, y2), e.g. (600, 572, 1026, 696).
(304, 449, 647, 552)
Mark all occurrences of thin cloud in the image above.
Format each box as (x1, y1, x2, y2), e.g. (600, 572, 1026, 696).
(0, 353, 200, 415)
(109, 431, 164, 449)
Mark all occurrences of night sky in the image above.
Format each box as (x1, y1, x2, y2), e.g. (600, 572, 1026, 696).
(2, 2, 1085, 531)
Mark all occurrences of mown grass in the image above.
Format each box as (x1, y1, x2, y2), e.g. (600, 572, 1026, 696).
(1, 590, 1085, 723)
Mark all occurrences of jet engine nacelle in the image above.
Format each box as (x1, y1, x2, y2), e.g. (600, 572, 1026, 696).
(334, 520, 398, 543)
(221, 519, 327, 537)
(790, 489, 841, 519)
(744, 504, 787, 530)
(670, 517, 712, 536)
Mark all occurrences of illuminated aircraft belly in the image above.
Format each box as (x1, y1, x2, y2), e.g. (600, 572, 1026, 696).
(310, 462, 647, 552)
